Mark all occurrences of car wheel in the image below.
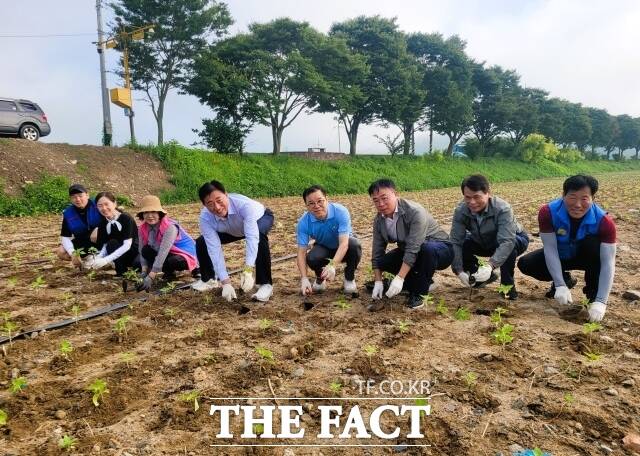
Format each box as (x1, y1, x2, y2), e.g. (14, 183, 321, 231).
(19, 124, 40, 141)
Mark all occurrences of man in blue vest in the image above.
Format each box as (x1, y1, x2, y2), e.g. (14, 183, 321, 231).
(55, 184, 104, 268)
(518, 175, 616, 322)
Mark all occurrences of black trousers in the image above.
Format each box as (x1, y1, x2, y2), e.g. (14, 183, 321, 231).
(306, 237, 362, 281)
(104, 239, 140, 276)
(378, 240, 454, 295)
(141, 244, 188, 276)
(462, 232, 529, 286)
(195, 209, 274, 285)
(517, 235, 601, 301)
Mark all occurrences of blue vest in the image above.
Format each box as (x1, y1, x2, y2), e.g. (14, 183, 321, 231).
(548, 198, 606, 259)
(63, 200, 103, 236)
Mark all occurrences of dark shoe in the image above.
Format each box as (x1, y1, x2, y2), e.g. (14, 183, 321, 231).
(191, 267, 201, 279)
(545, 272, 577, 298)
(367, 300, 386, 312)
(505, 287, 518, 300)
(405, 293, 424, 310)
(472, 271, 499, 289)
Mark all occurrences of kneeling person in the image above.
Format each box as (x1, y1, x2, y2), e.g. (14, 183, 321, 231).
(369, 179, 453, 310)
(297, 185, 362, 296)
(517, 175, 616, 322)
(195, 180, 274, 302)
(450, 174, 529, 299)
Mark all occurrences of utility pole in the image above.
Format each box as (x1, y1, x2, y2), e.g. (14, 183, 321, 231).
(96, 0, 112, 146)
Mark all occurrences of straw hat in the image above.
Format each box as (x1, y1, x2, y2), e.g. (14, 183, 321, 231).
(136, 195, 167, 217)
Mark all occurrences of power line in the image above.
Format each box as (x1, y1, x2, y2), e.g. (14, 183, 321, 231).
(0, 32, 96, 38)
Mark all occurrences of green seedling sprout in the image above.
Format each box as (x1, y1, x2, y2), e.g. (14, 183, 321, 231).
(30, 275, 46, 289)
(255, 346, 274, 363)
(583, 351, 602, 362)
(60, 291, 74, 306)
(491, 323, 514, 346)
(2, 320, 19, 345)
(563, 392, 575, 406)
(490, 307, 508, 326)
(420, 294, 434, 310)
(464, 372, 478, 389)
(87, 247, 100, 256)
(71, 304, 81, 323)
(87, 379, 109, 407)
(113, 315, 132, 337)
(363, 344, 379, 367)
(86, 270, 97, 283)
(123, 268, 142, 284)
(329, 381, 342, 395)
(0, 408, 7, 426)
(72, 248, 86, 259)
(496, 284, 513, 298)
(579, 297, 590, 310)
(334, 295, 351, 310)
(582, 322, 602, 346)
(435, 297, 448, 316)
(194, 327, 205, 338)
(120, 352, 136, 368)
(58, 434, 77, 451)
(1, 312, 10, 323)
(382, 271, 395, 281)
(396, 319, 411, 334)
(59, 340, 74, 360)
(160, 281, 177, 294)
(454, 306, 471, 321)
(163, 307, 177, 318)
(475, 256, 489, 267)
(9, 377, 28, 394)
(179, 390, 201, 412)
(259, 318, 273, 330)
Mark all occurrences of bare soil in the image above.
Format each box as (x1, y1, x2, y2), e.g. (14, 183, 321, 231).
(0, 172, 639, 455)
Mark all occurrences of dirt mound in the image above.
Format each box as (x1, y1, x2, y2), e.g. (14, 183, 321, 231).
(0, 139, 172, 202)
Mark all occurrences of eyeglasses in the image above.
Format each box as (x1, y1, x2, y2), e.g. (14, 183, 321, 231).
(306, 199, 326, 208)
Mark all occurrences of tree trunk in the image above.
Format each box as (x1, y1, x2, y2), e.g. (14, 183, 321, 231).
(271, 124, 282, 154)
(635, 147, 639, 160)
(345, 119, 360, 156)
(446, 134, 455, 156)
(156, 93, 166, 146)
(429, 125, 433, 153)
(402, 123, 413, 156)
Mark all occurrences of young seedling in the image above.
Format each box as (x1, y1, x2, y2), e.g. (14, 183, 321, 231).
(71, 304, 81, 323)
(334, 295, 351, 310)
(363, 344, 379, 367)
(475, 256, 489, 267)
(491, 323, 514, 347)
(1, 311, 10, 323)
(454, 306, 471, 321)
(119, 352, 136, 368)
(579, 297, 590, 310)
(59, 340, 74, 360)
(583, 351, 602, 362)
(86, 270, 97, 283)
(30, 275, 46, 289)
(160, 281, 177, 294)
(396, 319, 412, 335)
(582, 322, 602, 346)
(113, 315, 132, 337)
(9, 377, 28, 395)
(259, 318, 273, 331)
(122, 268, 142, 285)
(179, 390, 201, 412)
(490, 307, 508, 326)
(163, 307, 177, 318)
(329, 381, 342, 395)
(58, 434, 77, 451)
(255, 346, 274, 372)
(72, 248, 86, 259)
(0, 408, 7, 426)
(496, 284, 513, 298)
(2, 320, 19, 345)
(87, 247, 100, 256)
(194, 327, 205, 338)
(420, 294, 434, 310)
(435, 297, 448, 316)
(382, 271, 395, 281)
(463, 372, 478, 390)
(87, 379, 109, 407)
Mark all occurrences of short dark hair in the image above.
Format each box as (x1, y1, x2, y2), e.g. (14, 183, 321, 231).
(368, 179, 396, 196)
(198, 180, 226, 204)
(302, 185, 327, 202)
(461, 174, 490, 194)
(563, 175, 598, 196)
(95, 191, 116, 203)
(68, 183, 87, 195)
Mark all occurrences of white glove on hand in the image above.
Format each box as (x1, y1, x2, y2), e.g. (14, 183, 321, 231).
(91, 257, 109, 270)
(554, 285, 573, 305)
(372, 281, 384, 300)
(472, 264, 492, 283)
(300, 277, 313, 296)
(385, 276, 404, 298)
(588, 301, 607, 322)
(221, 283, 237, 302)
(321, 264, 336, 281)
(240, 269, 255, 293)
(457, 272, 470, 287)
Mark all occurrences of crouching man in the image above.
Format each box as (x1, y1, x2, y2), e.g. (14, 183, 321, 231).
(518, 175, 616, 322)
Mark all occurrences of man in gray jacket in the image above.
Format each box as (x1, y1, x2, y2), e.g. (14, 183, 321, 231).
(369, 179, 453, 310)
(450, 174, 529, 300)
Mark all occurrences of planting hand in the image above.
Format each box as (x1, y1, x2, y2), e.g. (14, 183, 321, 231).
(385, 276, 404, 298)
(588, 301, 606, 322)
(457, 272, 471, 287)
(321, 264, 336, 281)
(71, 255, 82, 268)
(240, 269, 255, 293)
(300, 277, 312, 296)
(221, 283, 237, 302)
(554, 285, 573, 305)
(91, 257, 109, 270)
(471, 264, 492, 283)
(137, 275, 153, 292)
(371, 281, 384, 299)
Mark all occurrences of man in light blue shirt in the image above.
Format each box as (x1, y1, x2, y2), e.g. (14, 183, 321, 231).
(297, 185, 362, 295)
(192, 180, 274, 302)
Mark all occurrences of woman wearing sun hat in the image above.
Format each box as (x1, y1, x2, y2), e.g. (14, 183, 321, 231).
(136, 195, 199, 290)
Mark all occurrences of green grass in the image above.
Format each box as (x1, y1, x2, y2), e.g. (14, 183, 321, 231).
(136, 142, 640, 204)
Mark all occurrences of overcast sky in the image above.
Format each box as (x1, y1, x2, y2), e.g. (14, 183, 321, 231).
(1, 0, 639, 153)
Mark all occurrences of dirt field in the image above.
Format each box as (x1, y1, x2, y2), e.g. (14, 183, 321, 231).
(1, 172, 639, 455)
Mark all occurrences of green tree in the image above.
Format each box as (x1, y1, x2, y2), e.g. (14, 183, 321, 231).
(193, 116, 249, 153)
(615, 114, 640, 160)
(558, 102, 591, 151)
(506, 87, 547, 144)
(110, 0, 232, 145)
(536, 97, 566, 144)
(587, 108, 616, 159)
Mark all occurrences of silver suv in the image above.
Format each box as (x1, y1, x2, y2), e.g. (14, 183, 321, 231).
(0, 97, 51, 141)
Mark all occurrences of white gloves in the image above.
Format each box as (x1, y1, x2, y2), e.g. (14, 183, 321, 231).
(240, 269, 255, 293)
(321, 264, 336, 281)
(385, 276, 404, 298)
(588, 301, 607, 322)
(221, 283, 237, 302)
(300, 277, 313, 296)
(472, 264, 492, 283)
(91, 257, 109, 270)
(554, 285, 573, 305)
(372, 281, 384, 300)
(457, 272, 470, 287)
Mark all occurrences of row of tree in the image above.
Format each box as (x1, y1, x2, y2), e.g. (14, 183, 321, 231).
(112, 0, 640, 158)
